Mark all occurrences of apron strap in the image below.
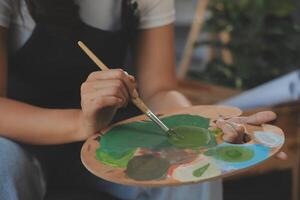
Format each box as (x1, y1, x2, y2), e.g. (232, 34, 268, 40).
(24, 0, 140, 40)
(122, 0, 140, 42)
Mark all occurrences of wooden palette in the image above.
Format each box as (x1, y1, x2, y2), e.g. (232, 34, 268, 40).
(81, 105, 285, 186)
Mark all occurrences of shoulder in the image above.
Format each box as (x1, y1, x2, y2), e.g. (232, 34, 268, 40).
(137, 0, 175, 29)
(0, 0, 18, 27)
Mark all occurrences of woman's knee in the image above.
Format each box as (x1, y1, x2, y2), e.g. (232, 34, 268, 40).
(0, 137, 30, 173)
(0, 137, 46, 200)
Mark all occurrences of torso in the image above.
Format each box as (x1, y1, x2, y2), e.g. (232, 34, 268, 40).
(6, 0, 175, 54)
(8, 0, 124, 54)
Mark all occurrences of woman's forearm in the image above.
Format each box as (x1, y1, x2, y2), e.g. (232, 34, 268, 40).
(133, 25, 191, 113)
(0, 97, 82, 145)
(0, 26, 82, 145)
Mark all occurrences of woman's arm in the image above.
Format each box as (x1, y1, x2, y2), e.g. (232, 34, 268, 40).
(0, 26, 135, 145)
(0, 26, 82, 144)
(0, 98, 83, 144)
(134, 24, 191, 112)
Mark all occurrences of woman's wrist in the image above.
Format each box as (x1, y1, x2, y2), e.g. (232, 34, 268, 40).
(72, 110, 101, 142)
(72, 110, 89, 142)
(45, 108, 90, 143)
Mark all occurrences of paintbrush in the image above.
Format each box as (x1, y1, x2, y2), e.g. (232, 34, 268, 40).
(78, 41, 182, 139)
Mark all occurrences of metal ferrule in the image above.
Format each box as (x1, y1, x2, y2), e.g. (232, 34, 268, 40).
(146, 110, 170, 133)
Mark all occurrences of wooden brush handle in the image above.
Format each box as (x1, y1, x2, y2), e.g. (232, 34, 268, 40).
(131, 96, 150, 114)
(78, 41, 109, 71)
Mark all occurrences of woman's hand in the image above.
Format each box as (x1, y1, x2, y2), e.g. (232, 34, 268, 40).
(212, 111, 287, 160)
(76, 69, 136, 141)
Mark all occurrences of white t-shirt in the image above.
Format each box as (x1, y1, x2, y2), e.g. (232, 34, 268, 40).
(0, 0, 175, 53)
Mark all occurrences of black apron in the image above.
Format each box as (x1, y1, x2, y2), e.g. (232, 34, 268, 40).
(7, 0, 141, 190)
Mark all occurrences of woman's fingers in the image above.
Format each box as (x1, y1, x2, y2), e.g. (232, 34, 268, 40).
(81, 86, 128, 108)
(128, 75, 136, 82)
(81, 95, 123, 117)
(92, 96, 123, 109)
(226, 122, 245, 143)
(228, 111, 277, 125)
(216, 118, 245, 144)
(275, 151, 288, 160)
(246, 111, 277, 125)
(227, 116, 248, 124)
(227, 111, 277, 125)
(81, 80, 129, 103)
(124, 71, 136, 83)
(78, 69, 137, 138)
(216, 119, 239, 143)
(86, 69, 137, 98)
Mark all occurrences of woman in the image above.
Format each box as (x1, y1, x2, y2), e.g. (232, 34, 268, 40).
(1, 0, 279, 199)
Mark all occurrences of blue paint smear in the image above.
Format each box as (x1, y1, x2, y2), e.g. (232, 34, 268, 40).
(213, 143, 271, 171)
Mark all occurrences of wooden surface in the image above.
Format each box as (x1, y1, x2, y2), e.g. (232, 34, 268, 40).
(81, 105, 285, 187)
(177, 79, 240, 105)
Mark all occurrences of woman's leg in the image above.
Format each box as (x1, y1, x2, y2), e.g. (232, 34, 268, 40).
(0, 137, 46, 200)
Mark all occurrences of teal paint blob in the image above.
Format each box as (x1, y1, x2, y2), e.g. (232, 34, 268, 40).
(98, 115, 210, 157)
(215, 146, 254, 162)
(193, 163, 210, 177)
(207, 144, 270, 170)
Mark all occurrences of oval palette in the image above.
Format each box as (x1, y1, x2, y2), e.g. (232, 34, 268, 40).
(81, 105, 285, 186)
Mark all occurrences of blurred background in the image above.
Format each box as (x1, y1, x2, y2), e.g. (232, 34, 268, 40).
(173, 0, 300, 200)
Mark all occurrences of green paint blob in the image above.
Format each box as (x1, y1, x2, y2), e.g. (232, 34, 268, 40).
(98, 115, 210, 157)
(96, 148, 136, 168)
(126, 155, 170, 181)
(226, 149, 242, 158)
(193, 163, 210, 177)
(168, 126, 216, 148)
(215, 146, 254, 162)
(212, 128, 223, 136)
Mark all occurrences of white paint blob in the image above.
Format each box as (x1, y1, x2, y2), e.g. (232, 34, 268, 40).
(254, 131, 284, 148)
(172, 156, 221, 182)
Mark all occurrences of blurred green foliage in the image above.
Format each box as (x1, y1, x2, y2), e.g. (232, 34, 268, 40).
(190, 0, 300, 89)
